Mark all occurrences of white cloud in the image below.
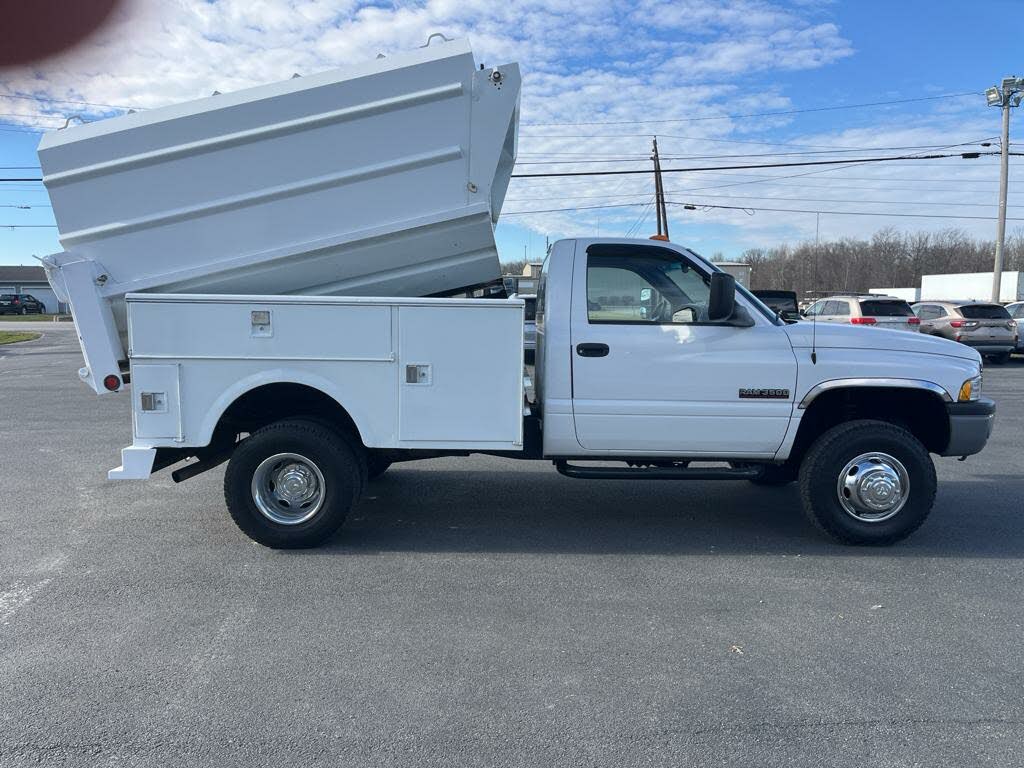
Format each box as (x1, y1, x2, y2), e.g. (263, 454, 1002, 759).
(1, 0, 1009, 256)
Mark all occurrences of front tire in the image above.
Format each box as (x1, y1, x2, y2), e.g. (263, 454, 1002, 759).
(224, 419, 364, 548)
(798, 420, 936, 545)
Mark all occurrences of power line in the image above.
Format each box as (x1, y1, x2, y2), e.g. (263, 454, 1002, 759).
(653, 138, 1007, 194)
(510, 152, 1007, 179)
(506, 177, 1019, 200)
(0, 90, 138, 111)
(506, 189, 1023, 208)
(0, 124, 46, 134)
(501, 200, 1024, 222)
(513, 143, 995, 165)
(520, 91, 981, 128)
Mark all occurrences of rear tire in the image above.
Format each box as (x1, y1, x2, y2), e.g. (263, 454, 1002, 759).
(224, 419, 364, 548)
(798, 420, 936, 545)
(989, 352, 1011, 365)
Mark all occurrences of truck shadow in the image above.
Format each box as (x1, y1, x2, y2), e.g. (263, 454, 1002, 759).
(320, 466, 1024, 558)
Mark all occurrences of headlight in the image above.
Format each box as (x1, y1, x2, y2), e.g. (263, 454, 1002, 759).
(958, 374, 982, 402)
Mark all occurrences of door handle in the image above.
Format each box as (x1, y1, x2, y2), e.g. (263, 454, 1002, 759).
(576, 343, 609, 357)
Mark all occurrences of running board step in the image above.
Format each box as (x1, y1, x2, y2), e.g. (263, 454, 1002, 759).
(554, 461, 761, 481)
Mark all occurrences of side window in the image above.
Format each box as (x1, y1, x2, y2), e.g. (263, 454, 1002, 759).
(820, 301, 837, 316)
(916, 305, 935, 321)
(934, 306, 948, 318)
(833, 301, 850, 316)
(1012, 305, 1024, 319)
(587, 249, 711, 325)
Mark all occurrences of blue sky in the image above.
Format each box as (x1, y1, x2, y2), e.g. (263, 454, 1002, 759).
(1, 0, 1022, 266)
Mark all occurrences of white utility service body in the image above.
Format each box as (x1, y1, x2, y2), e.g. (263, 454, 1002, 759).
(39, 39, 995, 548)
(115, 293, 525, 479)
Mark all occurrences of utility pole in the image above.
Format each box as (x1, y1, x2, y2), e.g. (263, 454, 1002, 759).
(651, 137, 669, 241)
(985, 76, 1023, 302)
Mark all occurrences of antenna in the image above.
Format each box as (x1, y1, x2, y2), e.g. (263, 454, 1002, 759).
(811, 211, 819, 364)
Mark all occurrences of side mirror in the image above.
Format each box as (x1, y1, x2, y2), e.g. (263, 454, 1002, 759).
(707, 271, 736, 321)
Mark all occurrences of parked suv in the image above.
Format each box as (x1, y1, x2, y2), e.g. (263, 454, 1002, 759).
(912, 300, 1017, 363)
(1007, 301, 1024, 353)
(0, 293, 46, 315)
(802, 295, 921, 332)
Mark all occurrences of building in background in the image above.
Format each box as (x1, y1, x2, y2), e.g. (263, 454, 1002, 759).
(0, 266, 67, 313)
(920, 271, 1023, 303)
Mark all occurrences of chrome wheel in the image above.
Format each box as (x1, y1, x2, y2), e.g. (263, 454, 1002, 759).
(251, 452, 326, 525)
(836, 452, 909, 523)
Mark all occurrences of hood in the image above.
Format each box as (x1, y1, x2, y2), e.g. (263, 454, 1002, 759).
(783, 321, 981, 362)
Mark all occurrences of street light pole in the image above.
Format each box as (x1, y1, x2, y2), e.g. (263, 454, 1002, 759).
(985, 76, 1024, 302)
(993, 100, 1011, 303)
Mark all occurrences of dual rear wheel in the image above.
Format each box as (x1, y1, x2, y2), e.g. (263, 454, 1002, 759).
(224, 420, 365, 549)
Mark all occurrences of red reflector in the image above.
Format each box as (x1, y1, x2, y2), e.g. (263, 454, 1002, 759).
(850, 317, 876, 325)
(907, 317, 921, 325)
(103, 374, 120, 391)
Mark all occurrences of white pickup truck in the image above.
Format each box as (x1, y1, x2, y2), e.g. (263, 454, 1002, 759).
(39, 39, 994, 548)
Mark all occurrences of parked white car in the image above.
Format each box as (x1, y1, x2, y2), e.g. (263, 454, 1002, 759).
(1007, 302, 1024, 352)
(803, 295, 921, 332)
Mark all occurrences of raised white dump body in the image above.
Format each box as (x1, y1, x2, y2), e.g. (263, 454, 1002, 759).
(113, 293, 525, 478)
(38, 39, 520, 393)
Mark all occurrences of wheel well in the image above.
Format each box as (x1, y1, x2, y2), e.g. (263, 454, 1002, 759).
(791, 387, 949, 461)
(216, 383, 363, 446)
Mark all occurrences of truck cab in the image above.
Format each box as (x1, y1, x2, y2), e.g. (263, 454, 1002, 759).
(525, 237, 992, 544)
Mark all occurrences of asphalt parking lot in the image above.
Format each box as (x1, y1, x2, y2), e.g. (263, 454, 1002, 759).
(2, 323, 1023, 767)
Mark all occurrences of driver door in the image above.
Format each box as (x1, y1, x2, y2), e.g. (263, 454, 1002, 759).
(570, 242, 797, 457)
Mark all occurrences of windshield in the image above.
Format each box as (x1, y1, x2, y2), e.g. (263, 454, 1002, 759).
(960, 304, 1011, 320)
(859, 300, 914, 317)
